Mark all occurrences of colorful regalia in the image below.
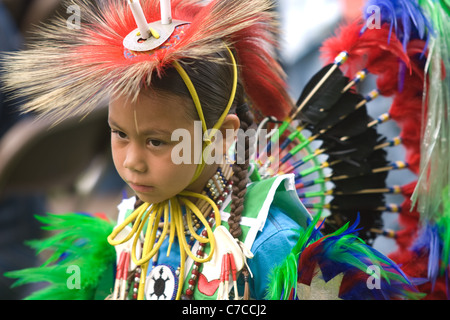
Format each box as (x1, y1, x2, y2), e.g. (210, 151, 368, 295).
(2, 0, 449, 300)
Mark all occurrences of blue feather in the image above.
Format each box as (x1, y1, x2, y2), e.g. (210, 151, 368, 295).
(363, 0, 433, 49)
(412, 220, 450, 295)
(362, 0, 397, 43)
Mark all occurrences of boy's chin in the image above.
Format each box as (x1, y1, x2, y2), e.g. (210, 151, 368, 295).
(135, 191, 174, 205)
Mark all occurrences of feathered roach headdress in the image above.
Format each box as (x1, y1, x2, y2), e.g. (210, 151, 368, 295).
(1, 0, 292, 123)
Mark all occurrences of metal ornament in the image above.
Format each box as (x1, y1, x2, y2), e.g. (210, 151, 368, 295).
(123, 20, 189, 52)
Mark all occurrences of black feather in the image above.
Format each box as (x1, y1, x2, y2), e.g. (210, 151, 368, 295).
(329, 148, 389, 176)
(327, 193, 385, 245)
(295, 63, 349, 124)
(329, 194, 386, 211)
(321, 128, 381, 161)
(332, 172, 388, 193)
(290, 61, 392, 247)
(308, 90, 366, 134)
(319, 105, 373, 139)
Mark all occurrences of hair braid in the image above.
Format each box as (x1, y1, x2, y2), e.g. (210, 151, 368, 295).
(228, 103, 254, 239)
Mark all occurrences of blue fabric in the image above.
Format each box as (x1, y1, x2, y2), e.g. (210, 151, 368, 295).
(246, 206, 302, 299)
(156, 234, 183, 271)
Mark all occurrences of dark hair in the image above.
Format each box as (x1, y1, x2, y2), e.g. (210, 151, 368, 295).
(147, 49, 254, 240)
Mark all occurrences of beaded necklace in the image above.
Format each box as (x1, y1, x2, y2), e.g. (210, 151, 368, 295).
(182, 166, 233, 299)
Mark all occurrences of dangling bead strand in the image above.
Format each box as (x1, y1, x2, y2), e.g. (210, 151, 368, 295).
(182, 165, 232, 300)
(182, 211, 216, 300)
(132, 267, 141, 300)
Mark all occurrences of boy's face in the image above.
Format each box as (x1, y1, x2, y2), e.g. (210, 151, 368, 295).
(108, 90, 216, 204)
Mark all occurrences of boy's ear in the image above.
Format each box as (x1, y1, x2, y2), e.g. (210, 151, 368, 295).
(219, 114, 240, 153)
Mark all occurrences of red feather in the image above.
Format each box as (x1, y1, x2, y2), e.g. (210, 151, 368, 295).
(400, 120, 422, 174)
(297, 239, 324, 286)
(320, 20, 411, 79)
(338, 269, 372, 298)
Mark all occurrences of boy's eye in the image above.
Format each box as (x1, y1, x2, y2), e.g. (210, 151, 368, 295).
(148, 139, 163, 147)
(111, 129, 127, 139)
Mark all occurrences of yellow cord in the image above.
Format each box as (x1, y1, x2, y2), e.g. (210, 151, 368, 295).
(179, 189, 222, 224)
(107, 202, 149, 246)
(206, 46, 238, 141)
(178, 197, 216, 263)
(107, 191, 221, 300)
(172, 46, 238, 184)
(172, 61, 208, 134)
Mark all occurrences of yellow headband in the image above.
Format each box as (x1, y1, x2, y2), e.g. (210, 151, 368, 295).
(172, 46, 238, 183)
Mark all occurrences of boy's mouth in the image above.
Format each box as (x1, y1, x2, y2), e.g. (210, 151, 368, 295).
(128, 182, 154, 193)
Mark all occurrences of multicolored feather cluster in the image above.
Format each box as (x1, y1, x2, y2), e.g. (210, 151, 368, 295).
(361, 0, 450, 299)
(0, 0, 292, 123)
(4, 213, 115, 300)
(362, 0, 433, 49)
(319, 0, 450, 300)
(394, 0, 450, 299)
(259, 0, 449, 300)
(266, 214, 421, 300)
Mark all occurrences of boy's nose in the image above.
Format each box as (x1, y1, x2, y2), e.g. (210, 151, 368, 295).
(123, 145, 147, 173)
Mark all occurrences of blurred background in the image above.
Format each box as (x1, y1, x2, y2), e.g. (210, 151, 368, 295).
(0, 0, 126, 299)
(0, 0, 416, 299)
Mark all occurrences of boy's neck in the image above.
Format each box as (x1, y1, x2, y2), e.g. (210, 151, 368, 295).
(186, 163, 221, 195)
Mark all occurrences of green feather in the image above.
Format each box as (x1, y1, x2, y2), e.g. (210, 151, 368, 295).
(438, 187, 450, 274)
(266, 214, 320, 300)
(5, 213, 116, 300)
